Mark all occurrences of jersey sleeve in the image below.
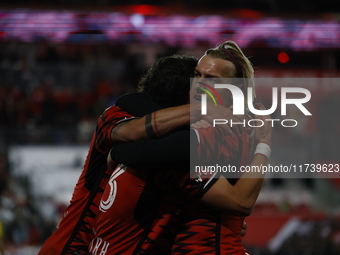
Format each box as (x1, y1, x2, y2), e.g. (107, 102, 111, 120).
(95, 105, 137, 153)
(195, 126, 250, 183)
(195, 126, 239, 163)
(154, 165, 219, 200)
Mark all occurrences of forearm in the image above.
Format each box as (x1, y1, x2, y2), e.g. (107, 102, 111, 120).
(201, 140, 271, 216)
(201, 153, 267, 216)
(228, 154, 267, 213)
(229, 104, 272, 213)
(140, 101, 211, 139)
(145, 104, 192, 138)
(111, 104, 193, 142)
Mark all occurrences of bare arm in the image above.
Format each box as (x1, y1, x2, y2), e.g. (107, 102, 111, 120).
(111, 100, 248, 143)
(110, 103, 272, 216)
(200, 154, 267, 216)
(111, 104, 193, 143)
(201, 103, 272, 216)
(110, 89, 252, 144)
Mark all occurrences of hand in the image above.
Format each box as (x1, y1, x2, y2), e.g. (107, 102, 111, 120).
(253, 103, 272, 146)
(244, 114, 253, 135)
(191, 102, 247, 137)
(190, 120, 212, 129)
(241, 221, 248, 237)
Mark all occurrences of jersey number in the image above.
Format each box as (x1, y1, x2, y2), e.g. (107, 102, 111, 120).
(99, 165, 126, 212)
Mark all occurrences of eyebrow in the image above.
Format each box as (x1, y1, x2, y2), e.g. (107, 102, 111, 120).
(194, 69, 220, 78)
(205, 74, 220, 78)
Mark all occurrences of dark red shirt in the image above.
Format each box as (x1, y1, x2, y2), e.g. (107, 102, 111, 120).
(171, 127, 252, 255)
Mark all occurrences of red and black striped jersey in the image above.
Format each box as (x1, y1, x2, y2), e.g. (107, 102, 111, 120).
(89, 161, 218, 255)
(171, 127, 252, 255)
(38, 105, 136, 255)
(90, 126, 252, 255)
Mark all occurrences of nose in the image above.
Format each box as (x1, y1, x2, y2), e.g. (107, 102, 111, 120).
(192, 77, 207, 90)
(190, 78, 199, 90)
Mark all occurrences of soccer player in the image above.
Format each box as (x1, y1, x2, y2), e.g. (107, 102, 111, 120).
(38, 54, 240, 255)
(90, 41, 272, 254)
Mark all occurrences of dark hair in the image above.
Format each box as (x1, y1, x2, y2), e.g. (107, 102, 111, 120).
(137, 54, 198, 107)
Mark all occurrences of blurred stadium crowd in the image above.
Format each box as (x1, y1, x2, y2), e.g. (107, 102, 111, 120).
(1, 0, 340, 14)
(0, 40, 182, 254)
(0, 39, 339, 255)
(0, 1, 340, 254)
(0, 41, 143, 144)
(0, 42, 130, 254)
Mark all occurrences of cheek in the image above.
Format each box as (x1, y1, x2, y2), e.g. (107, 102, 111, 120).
(189, 86, 198, 102)
(189, 89, 195, 100)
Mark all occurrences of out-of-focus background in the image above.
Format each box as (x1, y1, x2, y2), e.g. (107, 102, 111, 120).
(0, 1, 340, 254)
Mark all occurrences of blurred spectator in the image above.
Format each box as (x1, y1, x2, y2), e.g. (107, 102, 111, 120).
(0, 41, 137, 145)
(273, 217, 340, 255)
(9, 198, 32, 247)
(0, 155, 8, 197)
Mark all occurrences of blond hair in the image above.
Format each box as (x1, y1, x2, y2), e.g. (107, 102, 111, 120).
(205, 40, 255, 102)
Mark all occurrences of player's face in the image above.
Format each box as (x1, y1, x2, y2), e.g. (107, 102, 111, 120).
(191, 55, 236, 108)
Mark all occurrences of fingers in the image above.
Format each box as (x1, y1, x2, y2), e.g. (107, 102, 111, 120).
(221, 125, 233, 137)
(194, 103, 258, 137)
(190, 120, 212, 129)
(230, 114, 245, 136)
(231, 125, 240, 137)
(253, 103, 273, 145)
(244, 114, 253, 135)
(240, 221, 247, 237)
(199, 105, 248, 137)
(240, 229, 246, 237)
(243, 221, 248, 230)
(204, 115, 234, 136)
(254, 103, 271, 120)
(190, 122, 201, 129)
(199, 120, 212, 129)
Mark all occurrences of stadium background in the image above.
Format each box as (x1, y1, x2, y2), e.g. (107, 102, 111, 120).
(0, 1, 340, 254)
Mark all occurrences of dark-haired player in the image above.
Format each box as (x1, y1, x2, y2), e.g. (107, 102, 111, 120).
(90, 41, 272, 255)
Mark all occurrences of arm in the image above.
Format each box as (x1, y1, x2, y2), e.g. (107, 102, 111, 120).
(111, 104, 193, 143)
(107, 93, 197, 168)
(200, 103, 272, 216)
(110, 93, 269, 216)
(111, 93, 243, 144)
(110, 102, 271, 217)
(200, 154, 267, 216)
(110, 93, 195, 143)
